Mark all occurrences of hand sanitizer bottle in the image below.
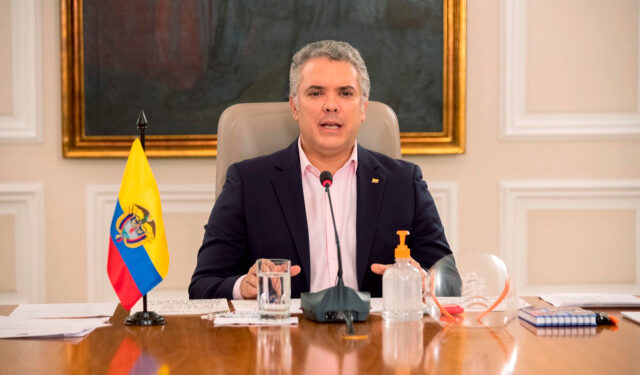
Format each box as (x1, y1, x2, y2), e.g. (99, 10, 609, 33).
(382, 230, 424, 321)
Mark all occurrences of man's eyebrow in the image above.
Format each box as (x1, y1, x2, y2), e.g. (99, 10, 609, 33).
(304, 85, 356, 90)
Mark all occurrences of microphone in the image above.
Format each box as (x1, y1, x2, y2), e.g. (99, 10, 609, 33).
(300, 171, 371, 330)
(320, 170, 333, 188)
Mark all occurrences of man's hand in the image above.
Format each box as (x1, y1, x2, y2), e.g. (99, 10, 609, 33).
(371, 258, 427, 292)
(240, 262, 302, 299)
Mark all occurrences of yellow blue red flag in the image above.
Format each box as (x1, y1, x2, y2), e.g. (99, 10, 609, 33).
(108, 139, 169, 310)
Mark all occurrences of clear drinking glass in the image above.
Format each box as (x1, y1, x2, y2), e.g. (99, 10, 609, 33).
(257, 259, 291, 320)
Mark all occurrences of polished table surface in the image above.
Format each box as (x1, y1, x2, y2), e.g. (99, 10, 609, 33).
(2, 298, 640, 375)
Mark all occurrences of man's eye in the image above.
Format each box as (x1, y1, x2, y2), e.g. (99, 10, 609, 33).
(340, 91, 354, 96)
(308, 91, 321, 97)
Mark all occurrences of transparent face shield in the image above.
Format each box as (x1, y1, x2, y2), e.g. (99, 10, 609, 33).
(426, 252, 518, 328)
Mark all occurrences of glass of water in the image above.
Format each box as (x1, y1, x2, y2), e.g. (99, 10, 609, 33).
(257, 259, 291, 320)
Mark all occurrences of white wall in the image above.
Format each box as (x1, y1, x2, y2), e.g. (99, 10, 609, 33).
(0, 0, 639, 303)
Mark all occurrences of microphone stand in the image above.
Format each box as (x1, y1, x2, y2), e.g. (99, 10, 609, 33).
(324, 182, 353, 333)
(324, 182, 343, 282)
(300, 172, 370, 331)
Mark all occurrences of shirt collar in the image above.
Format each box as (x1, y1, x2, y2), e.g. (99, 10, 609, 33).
(298, 136, 358, 176)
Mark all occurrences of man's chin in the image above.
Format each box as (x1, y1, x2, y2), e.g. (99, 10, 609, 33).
(316, 142, 355, 157)
(301, 134, 356, 157)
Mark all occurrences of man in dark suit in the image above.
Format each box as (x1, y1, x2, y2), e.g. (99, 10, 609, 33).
(190, 40, 455, 300)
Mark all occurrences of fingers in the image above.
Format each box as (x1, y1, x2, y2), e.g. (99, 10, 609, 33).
(408, 257, 429, 296)
(272, 278, 282, 296)
(244, 272, 257, 288)
(247, 261, 258, 281)
(371, 259, 426, 281)
(291, 265, 301, 277)
(240, 279, 257, 299)
(409, 258, 421, 269)
(371, 263, 390, 275)
(242, 262, 301, 299)
(241, 262, 258, 299)
(408, 257, 426, 277)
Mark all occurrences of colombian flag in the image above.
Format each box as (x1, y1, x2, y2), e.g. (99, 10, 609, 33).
(108, 139, 169, 310)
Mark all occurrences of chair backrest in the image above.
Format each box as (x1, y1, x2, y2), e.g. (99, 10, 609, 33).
(216, 101, 401, 198)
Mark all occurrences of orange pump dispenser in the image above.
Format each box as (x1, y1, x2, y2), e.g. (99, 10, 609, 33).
(395, 230, 410, 259)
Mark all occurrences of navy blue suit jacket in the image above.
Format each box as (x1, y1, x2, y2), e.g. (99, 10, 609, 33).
(189, 141, 452, 299)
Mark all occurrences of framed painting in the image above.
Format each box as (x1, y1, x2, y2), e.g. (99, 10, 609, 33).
(62, 0, 465, 157)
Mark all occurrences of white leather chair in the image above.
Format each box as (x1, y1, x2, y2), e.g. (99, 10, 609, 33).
(215, 101, 401, 198)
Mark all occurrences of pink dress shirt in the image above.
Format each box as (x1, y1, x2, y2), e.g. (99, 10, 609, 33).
(232, 138, 358, 299)
(299, 137, 359, 292)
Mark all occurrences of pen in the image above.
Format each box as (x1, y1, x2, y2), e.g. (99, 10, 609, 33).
(595, 312, 619, 326)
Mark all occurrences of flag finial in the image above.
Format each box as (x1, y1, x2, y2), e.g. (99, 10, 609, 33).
(136, 110, 148, 150)
(137, 110, 147, 130)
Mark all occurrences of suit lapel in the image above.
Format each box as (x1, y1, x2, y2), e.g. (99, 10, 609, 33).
(356, 146, 386, 288)
(271, 142, 311, 289)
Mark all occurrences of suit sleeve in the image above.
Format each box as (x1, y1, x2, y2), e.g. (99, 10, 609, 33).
(189, 164, 251, 299)
(410, 165, 462, 295)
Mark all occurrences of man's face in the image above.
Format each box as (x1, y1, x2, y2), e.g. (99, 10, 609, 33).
(289, 57, 368, 161)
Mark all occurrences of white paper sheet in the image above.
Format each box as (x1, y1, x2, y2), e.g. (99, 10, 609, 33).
(9, 303, 117, 319)
(132, 299, 229, 316)
(231, 300, 259, 312)
(540, 294, 640, 308)
(214, 313, 298, 326)
(0, 317, 110, 339)
(289, 299, 301, 313)
(622, 311, 640, 325)
(232, 298, 302, 314)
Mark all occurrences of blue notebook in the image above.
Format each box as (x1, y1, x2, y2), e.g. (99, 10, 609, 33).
(518, 306, 596, 327)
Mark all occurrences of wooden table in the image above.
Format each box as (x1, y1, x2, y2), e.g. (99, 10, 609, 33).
(2, 299, 639, 374)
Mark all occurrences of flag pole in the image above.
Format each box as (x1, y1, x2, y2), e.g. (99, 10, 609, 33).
(124, 110, 166, 326)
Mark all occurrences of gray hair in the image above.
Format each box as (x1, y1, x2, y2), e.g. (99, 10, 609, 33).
(289, 40, 370, 104)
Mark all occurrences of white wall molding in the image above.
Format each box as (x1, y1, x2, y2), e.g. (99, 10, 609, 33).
(87, 184, 215, 303)
(0, 0, 43, 142)
(499, 0, 640, 140)
(500, 180, 640, 295)
(429, 181, 459, 252)
(0, 184, 45, 303)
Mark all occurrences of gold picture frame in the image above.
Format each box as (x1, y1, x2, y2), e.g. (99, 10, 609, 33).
(61, 0, 465, 158)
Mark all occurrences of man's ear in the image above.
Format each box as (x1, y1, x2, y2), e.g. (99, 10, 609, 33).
(289, 96, 298, 121)
(360, 99, 369, 122)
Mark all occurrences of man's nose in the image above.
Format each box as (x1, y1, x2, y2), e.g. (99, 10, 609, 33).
(323, 95, 339, 112)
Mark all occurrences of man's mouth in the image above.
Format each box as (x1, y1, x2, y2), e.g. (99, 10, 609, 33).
(320, 121, 342, 130)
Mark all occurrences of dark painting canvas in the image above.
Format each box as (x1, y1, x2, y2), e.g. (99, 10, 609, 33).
(83, 0, 443, 137)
